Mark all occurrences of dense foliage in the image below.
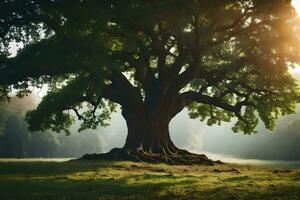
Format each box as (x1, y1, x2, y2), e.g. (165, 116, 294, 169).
(0, 0, 300, 136)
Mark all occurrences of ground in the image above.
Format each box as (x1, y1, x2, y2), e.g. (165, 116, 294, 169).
(0, 160, 300, 200)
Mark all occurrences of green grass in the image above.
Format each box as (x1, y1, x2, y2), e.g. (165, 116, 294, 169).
(0, 160, 300, 200)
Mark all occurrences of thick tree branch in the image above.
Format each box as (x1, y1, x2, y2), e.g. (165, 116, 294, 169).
(176, 90, 256, 120)
(180, 92, 239, 113)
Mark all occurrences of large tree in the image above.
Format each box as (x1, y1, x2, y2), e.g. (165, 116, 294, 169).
(0, 0, 300, 164)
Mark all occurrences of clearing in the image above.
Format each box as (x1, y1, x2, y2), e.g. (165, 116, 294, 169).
(0, 160, 299, 200)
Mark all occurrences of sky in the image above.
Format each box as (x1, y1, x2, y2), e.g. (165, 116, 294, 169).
(293, 0, 300, 15)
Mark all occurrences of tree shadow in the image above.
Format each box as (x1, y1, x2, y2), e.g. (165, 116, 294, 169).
(0, 172, 197, 200)
(0, 160, 116, 175)
(190, 183, 300, 200)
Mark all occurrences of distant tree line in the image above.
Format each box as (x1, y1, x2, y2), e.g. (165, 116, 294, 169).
(204, 107, 300, 161)
(0, 96, 103, 158)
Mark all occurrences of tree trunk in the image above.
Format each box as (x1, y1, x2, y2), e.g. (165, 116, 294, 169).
(122, 108, 176, 154)
(80, 103, 216, 165)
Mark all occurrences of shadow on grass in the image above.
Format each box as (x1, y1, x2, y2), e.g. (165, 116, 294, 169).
(0, 172, 195, 200)
(1, 161, 300, 200)
(194, 184, 300, 200)
(0, 161, 113, 176)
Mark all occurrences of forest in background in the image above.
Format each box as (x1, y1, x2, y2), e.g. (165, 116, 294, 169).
(0, 96, 104, 157)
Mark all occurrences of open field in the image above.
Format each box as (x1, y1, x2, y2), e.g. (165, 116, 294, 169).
(0, 160, 300, 200)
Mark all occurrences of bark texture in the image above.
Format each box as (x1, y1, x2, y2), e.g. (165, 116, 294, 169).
(80, 105, 216, 165)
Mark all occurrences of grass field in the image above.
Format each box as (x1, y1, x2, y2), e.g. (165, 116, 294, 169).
(0, 160, 300, 200)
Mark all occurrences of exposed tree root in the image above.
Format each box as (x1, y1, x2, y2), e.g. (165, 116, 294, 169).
(77, 147, 223, 165)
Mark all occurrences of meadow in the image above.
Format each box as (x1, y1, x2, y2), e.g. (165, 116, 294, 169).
(0, 160, 300, 200)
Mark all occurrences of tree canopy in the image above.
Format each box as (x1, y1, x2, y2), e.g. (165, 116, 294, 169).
(1, 0, 300, 136)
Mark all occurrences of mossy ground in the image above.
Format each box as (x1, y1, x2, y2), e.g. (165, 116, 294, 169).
(0, 160, 299, 200)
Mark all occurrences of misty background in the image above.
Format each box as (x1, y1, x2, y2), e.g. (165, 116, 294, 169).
(1, 88, 300, 161)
